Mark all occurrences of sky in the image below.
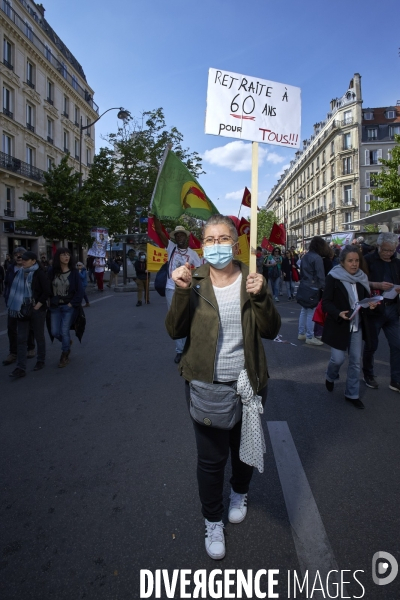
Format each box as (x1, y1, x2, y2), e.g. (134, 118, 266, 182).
(45, 0, 399, 218)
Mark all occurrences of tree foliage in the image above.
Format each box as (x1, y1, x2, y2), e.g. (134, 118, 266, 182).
(369, 134, 400, 213)
(104, 108, 204, 233)
(256, 209, 278, 244)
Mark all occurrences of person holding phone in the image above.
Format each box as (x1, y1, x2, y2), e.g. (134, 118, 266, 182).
(321, 245, 377, 409)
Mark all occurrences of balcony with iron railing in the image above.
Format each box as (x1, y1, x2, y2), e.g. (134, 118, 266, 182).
(3, 107, 13, 119)
(341, 198, 356, 207)
(0, 0, 99, 114)
(26, 122, 34, 132)
(0, 150, 45, 182)
(3, 58, 13, 70)
(4, 208, 14, 217)
(26, 79, 34, 89)
(329, 202, 336, 211)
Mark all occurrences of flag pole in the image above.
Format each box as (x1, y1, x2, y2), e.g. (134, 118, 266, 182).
(249, 142, 258, 273)
(237, 203, 242, 220)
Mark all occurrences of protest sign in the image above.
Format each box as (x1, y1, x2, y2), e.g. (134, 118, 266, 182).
(88, 227, 108, 257)
(205, 68, 301, 148)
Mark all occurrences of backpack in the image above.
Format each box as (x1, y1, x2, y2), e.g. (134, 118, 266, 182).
(110, 261, 120, 274)
(154, 247, 175, 297)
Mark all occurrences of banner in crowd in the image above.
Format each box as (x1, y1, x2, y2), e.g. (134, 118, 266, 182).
(88, 227, 109, 257)
(205, 68, 301, 148)
(146, 236, 248, 272)
(150, 149, 219, 221)
(331, 232, 354, 247)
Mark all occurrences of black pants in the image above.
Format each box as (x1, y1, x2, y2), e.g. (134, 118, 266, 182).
(8, 315, 35, 355)
(17, 310, 46, 370)
(185, 381, 267, 522)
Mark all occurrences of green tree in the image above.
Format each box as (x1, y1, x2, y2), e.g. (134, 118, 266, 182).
(256, 209, 278, 244)
(104, 108, 204, 233)
(369, 134, 400, 212)
(19, 155, 93, 246)
(81, 148, 127, 237)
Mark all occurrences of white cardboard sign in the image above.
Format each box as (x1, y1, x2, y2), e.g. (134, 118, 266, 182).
(205, 68, 301, 148)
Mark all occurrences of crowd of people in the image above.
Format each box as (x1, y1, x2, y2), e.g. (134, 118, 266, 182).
(2, 222, 400, 562)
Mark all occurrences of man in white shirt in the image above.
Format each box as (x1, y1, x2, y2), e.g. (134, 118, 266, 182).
(154, 217, 201, 363)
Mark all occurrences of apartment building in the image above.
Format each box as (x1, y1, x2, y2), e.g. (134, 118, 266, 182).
(266, 73, 399, 248)
(0, 0, 98, 259)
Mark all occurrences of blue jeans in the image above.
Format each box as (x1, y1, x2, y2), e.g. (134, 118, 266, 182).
(326, 328, 362, 399)
(270, 277, 280, 298)
(50, 305, 74, 352)
(298, 306, 316, 339)
(363, 304, 400, 382)
(165, 288, 186, 354)
(284, 277, 296, 298)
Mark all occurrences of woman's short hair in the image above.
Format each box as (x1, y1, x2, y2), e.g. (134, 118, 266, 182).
(377, 232, 398, 247)
(339, 245, 360, 264)
(309, 236, 330, 257)
(203, 215, 239, 242)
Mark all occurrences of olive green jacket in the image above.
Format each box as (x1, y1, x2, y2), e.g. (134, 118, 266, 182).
(165, 261, 281, 393)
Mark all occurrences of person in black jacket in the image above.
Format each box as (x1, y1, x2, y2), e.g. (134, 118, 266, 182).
(48, 248, 83, 368)
(362, 233, 400, 392)
(3, 246, 36, 366)
(8, 252, 51, 378)
(322, 245, 378, 409)
(134, 252, 150, 307)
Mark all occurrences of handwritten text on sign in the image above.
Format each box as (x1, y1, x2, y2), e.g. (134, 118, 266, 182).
(205, 68, 301, 148)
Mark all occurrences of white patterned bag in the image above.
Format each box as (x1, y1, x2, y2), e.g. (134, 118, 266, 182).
(237, 370, 266, 473)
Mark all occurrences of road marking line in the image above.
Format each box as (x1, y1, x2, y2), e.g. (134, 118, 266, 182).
(267, 421, 348, 598)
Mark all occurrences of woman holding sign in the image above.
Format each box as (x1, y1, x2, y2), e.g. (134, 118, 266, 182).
(322, 245, 377, 409)
(165, 215, 281, 560)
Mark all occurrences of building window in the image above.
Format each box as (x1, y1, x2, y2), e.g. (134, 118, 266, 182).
(364, 111, 374, 120)
(63, 130, 69, 152)
(5, 185, 14, 211)
(47, 156, 54, 171)
(86, 148, 91, 166)
(389, 125, 400, 138)
(316, 156, 320, 170)
(331, 164, 335, 180)
(331, 215, 336, 230)
(63, 96, 69, 117)
(343, 156, 352, 175)
(366, 172, 379, 188)
(26, 60, 35, 87)
(3, 133, 12, 155)
(74, 105, 80, 127)
(47, 119, 53, 143)
(26, 104, 34, 131)
(47, 80, 53, 104)
(343, 110, 352, 125)
(26, 146, 34, 166)
(331, 189, 335, 204)
(330, 140, 334, 155)
(60, 62, 68, 78)
(3, 0, 11, 17)
(74, 139, 79, 160)
(72, 75, 78, 90)
(343, 185, 352, 204)
(343, 133, 351, 149)
(365, 195, 370, 212)
(367, 128, 378, 141)
(3, 38, 13, 69)
(316, 176, 320, 191)
(25, 22, 33, 41)
(3, 86, 13, 118)
(322, 150, 326, 164)
(45, 45, 52, 60)
(86, 117, 91, 138)
(386, 110, 395, 119)
(311, 163, 314, 175)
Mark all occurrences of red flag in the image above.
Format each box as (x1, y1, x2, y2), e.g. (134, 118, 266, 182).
(238, 217, 250, 237)
(261, 237, 274, 252)
(147, 216, 169, 247)
(52, 242, 57, 256)
(189, 233, 201, 249)
(241, 187, 251, 208)
(279, 223, 287, 245)
(228, 215, 241, 232)
(269, 222, 285, 245)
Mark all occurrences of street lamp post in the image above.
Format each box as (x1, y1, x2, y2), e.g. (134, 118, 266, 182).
(135, 206, 143, 234)
(79, 107, 131, 189)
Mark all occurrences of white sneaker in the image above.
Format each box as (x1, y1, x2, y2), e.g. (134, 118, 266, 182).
(205, 519, 225, 560)
(228, 490, 248, 523)
(298, 334, 306, 340)
(306, 337, 323, 346)
(274, 297, 279, 302)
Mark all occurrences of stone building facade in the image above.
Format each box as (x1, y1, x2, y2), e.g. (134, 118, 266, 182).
(266, 73, 399, 248)
(0, 0, 98, 261)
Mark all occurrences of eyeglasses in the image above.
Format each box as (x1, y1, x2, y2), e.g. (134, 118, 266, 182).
(203, 235, 234, 246)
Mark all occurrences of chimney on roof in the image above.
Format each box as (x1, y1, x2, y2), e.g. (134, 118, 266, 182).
(330, 99, 337, 111)
(36, 3, 45, 16)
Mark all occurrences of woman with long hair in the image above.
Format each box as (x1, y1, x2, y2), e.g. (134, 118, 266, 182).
(48, 248, 83, 368)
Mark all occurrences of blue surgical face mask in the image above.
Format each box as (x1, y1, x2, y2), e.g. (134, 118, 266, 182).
(203, 244, 234, 269)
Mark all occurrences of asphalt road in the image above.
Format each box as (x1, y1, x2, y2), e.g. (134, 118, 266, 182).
(1, 285, 399, 600)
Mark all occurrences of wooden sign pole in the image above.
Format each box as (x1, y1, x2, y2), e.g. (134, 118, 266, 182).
(249, 141, 258, 273)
